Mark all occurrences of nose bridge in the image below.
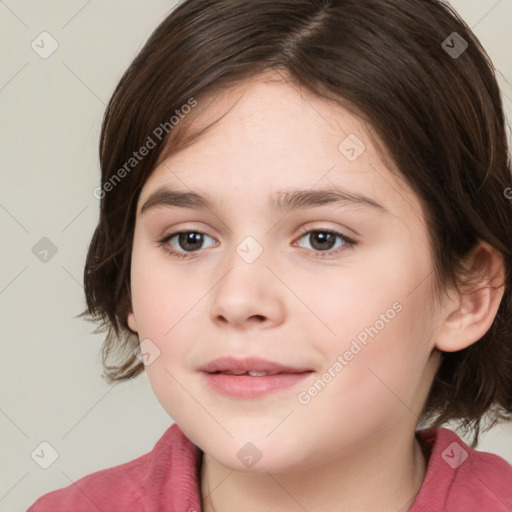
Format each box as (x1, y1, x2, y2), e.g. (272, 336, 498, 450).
(222, 212, 270, 273)
(235, 234, 266, 266)
(208, 233, 286, 328)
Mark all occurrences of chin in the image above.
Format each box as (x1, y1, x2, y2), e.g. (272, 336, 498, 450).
(196, 430, 315, 474)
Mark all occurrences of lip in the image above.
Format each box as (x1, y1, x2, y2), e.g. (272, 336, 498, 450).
(199, 357, 313, 398)
(199, 356, 310, 374)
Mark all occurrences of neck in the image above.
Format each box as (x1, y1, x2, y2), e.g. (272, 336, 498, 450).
(200, 426, 427, 512)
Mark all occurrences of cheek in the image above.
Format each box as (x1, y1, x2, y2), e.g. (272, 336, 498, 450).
(129, 230, 201, 338)
(304, 240, 431, 351)
(305, 239, 436, 405)
(294, 306, 434, 448)
(129, 235, 209, 415)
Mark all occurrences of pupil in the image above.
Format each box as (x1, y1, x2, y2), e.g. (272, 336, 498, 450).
(179, 232, 203, 251)
(311, 231, 335, 250)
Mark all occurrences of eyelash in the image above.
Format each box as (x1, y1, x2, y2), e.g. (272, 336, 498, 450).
(157, 227, 356, 260)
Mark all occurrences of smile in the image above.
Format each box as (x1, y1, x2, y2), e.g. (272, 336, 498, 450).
(199, 357, 314, 398)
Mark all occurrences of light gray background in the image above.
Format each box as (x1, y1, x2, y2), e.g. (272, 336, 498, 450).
(0, 1, 511, 511)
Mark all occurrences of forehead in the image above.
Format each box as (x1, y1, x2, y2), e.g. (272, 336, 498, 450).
(139, 71, 422, 220)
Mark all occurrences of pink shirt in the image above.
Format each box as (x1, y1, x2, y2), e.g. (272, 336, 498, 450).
(27, 424, 512, 511)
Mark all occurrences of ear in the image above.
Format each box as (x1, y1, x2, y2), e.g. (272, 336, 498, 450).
(127, 310, 138, 333)
(125, 285, 138, 333)
(435, 241, 505, 352)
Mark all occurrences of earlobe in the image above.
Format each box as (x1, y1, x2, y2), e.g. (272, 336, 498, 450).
(127, 311, 138, 333)
(435, 241, 505, 353)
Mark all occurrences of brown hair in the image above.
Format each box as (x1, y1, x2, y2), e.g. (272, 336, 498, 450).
(84, 0, 512, 443)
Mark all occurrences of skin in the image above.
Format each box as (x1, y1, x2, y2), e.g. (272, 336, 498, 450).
(127, 70, 504, 511)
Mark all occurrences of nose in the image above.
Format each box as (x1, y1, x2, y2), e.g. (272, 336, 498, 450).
(209, 255, 286, 331)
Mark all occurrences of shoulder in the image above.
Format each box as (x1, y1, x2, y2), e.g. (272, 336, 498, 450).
(412, 427, 512, 511)
(26, 423, 202, 512)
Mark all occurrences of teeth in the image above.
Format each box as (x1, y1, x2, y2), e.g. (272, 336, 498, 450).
(248, 370, 283, 376)
(219, 370, 281, 376)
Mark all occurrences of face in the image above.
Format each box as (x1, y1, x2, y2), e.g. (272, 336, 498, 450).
(128, 71, 443, 473)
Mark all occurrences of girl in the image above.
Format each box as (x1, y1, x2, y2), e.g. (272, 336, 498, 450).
(28, 0, 512, 510)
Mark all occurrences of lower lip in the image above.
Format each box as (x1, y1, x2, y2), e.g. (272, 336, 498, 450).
(202, 372, 313, 398)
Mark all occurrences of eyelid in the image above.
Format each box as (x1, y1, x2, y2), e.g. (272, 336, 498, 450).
(292, 225, 357, 256)
(158, 224, 357, 260)
(158, 230, 218, 259)
(294, 223, 354, 239)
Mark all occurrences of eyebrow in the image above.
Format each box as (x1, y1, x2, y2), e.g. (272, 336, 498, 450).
(140, 186, 386, 215)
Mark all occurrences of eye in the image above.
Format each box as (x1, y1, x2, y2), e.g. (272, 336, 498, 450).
(295, 229, 355, 257)
(158, 228, 356, 260)
(159, 231, 217, 259)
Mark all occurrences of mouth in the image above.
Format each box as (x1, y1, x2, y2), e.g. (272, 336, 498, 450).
(199, 357, 314, 398)
(211, 370, 290, 376)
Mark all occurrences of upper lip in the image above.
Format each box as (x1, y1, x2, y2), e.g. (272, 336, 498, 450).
(199, 357, 311, 374)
